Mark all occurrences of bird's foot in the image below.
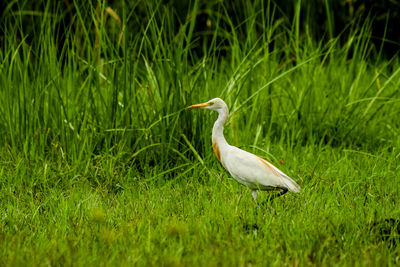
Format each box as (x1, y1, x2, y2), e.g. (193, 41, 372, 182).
(251, 190, 258, 202)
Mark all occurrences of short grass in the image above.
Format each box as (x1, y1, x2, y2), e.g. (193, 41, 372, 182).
(1, 146, 399, 266)
(1, 0, 400, 266)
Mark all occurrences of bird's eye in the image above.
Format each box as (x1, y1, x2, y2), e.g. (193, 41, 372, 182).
(209, 102, 214, 105)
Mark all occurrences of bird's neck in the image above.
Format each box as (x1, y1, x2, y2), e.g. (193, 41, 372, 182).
(212, 106, 229, 147)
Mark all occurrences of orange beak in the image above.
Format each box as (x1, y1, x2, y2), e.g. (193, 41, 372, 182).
(187, 102, 211, 109)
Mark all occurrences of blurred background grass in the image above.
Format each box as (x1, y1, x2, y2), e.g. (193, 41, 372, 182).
(1, 0, 399, 170)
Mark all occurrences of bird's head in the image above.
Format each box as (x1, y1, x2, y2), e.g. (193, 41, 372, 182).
(187, 98, 227, 111)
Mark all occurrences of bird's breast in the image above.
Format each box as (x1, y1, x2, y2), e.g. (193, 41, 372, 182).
(212, 139, 226, 168)
(212, 139, 221, 160)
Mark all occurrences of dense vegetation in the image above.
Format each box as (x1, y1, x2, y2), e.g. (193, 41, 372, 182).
(1, 0, 399, 265)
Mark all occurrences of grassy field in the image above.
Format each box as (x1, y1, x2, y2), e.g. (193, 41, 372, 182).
(1, 0, 400, 266)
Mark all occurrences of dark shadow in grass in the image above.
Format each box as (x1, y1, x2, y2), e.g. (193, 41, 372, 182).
(238, 214, 260, 234)
(370, 218, 400, 248)
(242, 223, 260, 233)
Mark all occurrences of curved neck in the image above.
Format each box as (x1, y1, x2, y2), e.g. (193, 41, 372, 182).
(212, 106, 229, 147)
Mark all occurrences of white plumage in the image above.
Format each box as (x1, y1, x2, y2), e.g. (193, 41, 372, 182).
(188, 98, 300, 200)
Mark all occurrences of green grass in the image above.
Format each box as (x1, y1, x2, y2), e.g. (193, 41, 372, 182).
(1, 146, 399, 266)
(1, 0, 400, 265)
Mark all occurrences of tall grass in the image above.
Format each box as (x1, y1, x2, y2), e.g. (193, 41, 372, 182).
(1, 0, 399, 166)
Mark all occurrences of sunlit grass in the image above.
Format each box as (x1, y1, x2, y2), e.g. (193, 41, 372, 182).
(1, 145, 399, 265)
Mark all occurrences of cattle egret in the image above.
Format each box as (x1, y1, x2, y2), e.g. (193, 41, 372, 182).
(188, 98, 300, 200)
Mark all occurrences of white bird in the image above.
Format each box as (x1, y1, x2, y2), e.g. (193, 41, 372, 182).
(188, 98, 300, 201)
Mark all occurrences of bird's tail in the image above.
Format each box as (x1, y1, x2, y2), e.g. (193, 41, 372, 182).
(259, 157, 301, 193)
(282, 176, 301, 193)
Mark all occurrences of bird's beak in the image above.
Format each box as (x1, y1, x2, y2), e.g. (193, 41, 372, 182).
(187, 102, 211, 109)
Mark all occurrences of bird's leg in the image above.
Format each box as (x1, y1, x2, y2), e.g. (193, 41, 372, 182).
(251, 190, 258, 201)
(266, 188, 288, 201)
(276, 188, 288, 197)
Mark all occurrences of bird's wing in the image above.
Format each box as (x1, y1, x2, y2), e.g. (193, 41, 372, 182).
(222, 146, 300, 192)
(256, 155, 301, 192)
